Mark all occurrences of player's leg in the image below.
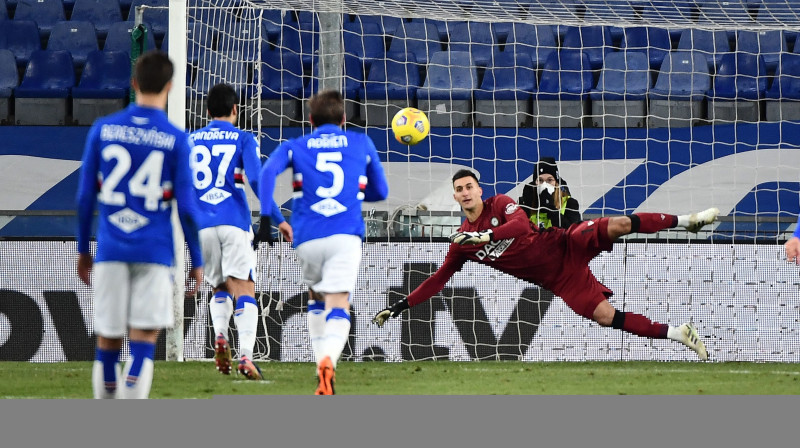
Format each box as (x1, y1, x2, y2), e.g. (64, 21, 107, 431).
(200, 227, 235, 374)
(118, 263, 174, 398)
(306, 289, 328, 365)
(92, 262, 129, 399)
(606, 208, 720, 241)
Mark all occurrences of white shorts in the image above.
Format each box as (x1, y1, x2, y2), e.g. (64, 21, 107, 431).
(93, 262, 174, 338)
(295, 234, 362, 296)
(200, 225, 257, 288)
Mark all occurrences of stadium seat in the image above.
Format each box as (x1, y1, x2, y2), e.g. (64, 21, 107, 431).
(181, 21, 217, 64)
(128, 0, 167, 40)
(104, 20, 156, 54)
(354, 14, 404, 37)
(582, 1, 640, 44)
(72, 50, 129, 125)
(416, 50, 477, 127)
(0, 20, 41, 67)
(217, 21, 260, 60)
(253, 50, 304, 127)
(388, 21, 442, 66)
(0, 49, 18, 124)
(649, 51, 711, 127)
(736, 30, 787, 74)
(590, 51, 651, 128)
(343, 21, 385, 70)
(535, 49, 593, 128)
(13, 0, 66, 39)
(189, 50, 250, 129)
(47, 21, 99, 69)
(697, 0, 754, 28)
(447, 21, 497, 68)
(765, 53, 800, 121)
(639, 1, 698, 41)
(560, 25, 613, 70)
(0, 0, 8, 21)
(503, 23, 556, 70)
(303, 54, 364, 122)
(620, 26, 672, 70)
(14, 49, 75, 125)
(277, 22, 319, 71)
(70, 0, 123, 39)
(260, 9, 290, 45)
(677, 28, 731, 71)
(707, 52, 767, 122)
(474, 50, 536, 128)
(359, 51, 422, 127)
(410, 18, 455, 43)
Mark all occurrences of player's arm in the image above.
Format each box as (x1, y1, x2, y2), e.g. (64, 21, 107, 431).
(255, 143, 292, 247)
(243, 134, 286, 227)
(75, 124, 101, 285)
(363, 138, 389, 202)
(373, 251, 465, 327)
(449, 195, 530, 245)
(174, 137, 204, 270)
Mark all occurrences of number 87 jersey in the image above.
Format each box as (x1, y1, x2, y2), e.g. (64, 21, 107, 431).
(76, 105, 203, 268)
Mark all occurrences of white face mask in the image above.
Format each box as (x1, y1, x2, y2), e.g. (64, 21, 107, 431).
(537, 182, 555, 195)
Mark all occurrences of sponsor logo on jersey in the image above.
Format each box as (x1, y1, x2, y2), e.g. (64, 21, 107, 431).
(200, 187, 232, 205)
(491, 217, 499, 226)
(310, 198, 348, 217)
(475, 237, 514, 261)
(107, 208, 149, 233)
(505, 203, 518, 215)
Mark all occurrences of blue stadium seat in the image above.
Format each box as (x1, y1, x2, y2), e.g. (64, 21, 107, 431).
(582, 1, 640, 43)
(0, 49, 18, 123)
(354, 14, 404, 37)
(72, 50, 129, 125)
(417, 50, 476, 126)
(261, 9, 289, 45)
(447, 22, 496, 68)
(128, 0, 167, 40)
(639, 1, 698, 41)
(503, 23, 556, 69)
(0, 20, 41, 67)
(255, 51, 304, 126)
(190, 52, 250, 128)
(707, 52, 767, 122)
(677, 28, 731, 71)
(474, 50, 536, 128)
(536, 49, 593, 127)
(104, 20, 156, 54)
(217, 21, 260, 60)
(697, 0, 754, 28)
(343, 21, 385, 69)
(0, 0, 8, 21)
(303, 54, 364, 121)
(278, 22, 319, 71)
(388, 21, 442, 66)
(649, 51, 711, 127)
(590, 51, 651, 127)
(70, 0, 123, 39)
(14, 49, 75, 125)
(620, 26, 672, 70)
(359, 51, 422, 126)
(47, 21, 98, 68)
(765, 53, 800, 121)
(13, 0, 65, 39)
(561, 25, 613, 70)
(736, 30, 787, 74)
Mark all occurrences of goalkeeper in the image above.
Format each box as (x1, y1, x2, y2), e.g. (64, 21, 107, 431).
(374, 169, 717, 361)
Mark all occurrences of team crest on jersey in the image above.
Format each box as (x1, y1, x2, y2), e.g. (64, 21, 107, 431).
(108, 208, 149, 233)
(505, 203, 518, 215)
(200, 187, 232, 205)
(491, 217, 499, 226)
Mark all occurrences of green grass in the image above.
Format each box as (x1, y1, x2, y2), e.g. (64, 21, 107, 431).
(2, 361, 800, 398)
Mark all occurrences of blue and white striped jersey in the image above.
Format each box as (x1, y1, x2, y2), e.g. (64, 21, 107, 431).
(259, 124, 389, 247)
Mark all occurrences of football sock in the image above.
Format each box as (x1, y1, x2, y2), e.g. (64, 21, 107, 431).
(323, 307, 351, 369)
(92, 348, 121, 399)
(307, 300, 328, 364)
(209, 291, 234, 340)
(612, 311, 669, 339)
(119, 341, 155, 399)
(630, 213, 678, 234)
(233, 295, 259, 360)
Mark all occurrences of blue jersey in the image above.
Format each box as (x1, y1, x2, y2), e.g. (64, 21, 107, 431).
(259, 124, 389, 247)
(188, 120, 284, 231)
(76, 104, 203, 268)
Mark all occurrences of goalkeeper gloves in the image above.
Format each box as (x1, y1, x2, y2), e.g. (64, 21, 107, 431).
(448, 229, 493, 245)
(253, 216, 273, 250)
(372, 299, 410, 327)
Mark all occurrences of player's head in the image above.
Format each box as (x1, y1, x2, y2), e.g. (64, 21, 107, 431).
(207, 83, 238, 121)
(452, 169, 483, 212)
(308, 90, 345, 127)
(535, 157, 560, 187)
(132, 50, 173, 95)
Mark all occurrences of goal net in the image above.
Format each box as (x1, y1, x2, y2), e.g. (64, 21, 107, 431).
(173, 0, 800, 363)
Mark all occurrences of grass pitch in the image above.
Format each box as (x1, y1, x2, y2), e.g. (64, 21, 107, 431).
(1, 360, 799, 398)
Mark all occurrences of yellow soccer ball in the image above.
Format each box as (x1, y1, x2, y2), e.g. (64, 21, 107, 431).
(391, 107, 430, 145)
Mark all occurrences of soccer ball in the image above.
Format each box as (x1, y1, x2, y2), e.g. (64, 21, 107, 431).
(391, 107, 430, 145)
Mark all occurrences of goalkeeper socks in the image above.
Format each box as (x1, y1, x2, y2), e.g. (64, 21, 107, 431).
(322, 307, 351, 369)
(233, 295, 259, 360)
(612, 311, 669, 339)
(92, 348, 121, 399)
(307, 300, 328, 364)
(209, 291, 234, 340)
(119, 341, 155, 399)
(630, 213, 678, 234)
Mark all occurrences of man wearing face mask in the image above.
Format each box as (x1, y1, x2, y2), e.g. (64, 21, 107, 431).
(519, 157, 581, 229)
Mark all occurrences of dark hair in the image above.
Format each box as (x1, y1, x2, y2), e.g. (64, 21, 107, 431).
(308, 90, 344, 126)
(134, 50, 173, 94)
(207, 83, 238, 118)
(452, 169, 479, 185)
